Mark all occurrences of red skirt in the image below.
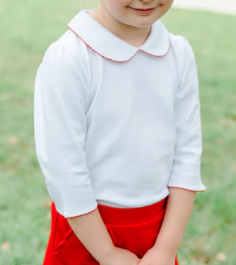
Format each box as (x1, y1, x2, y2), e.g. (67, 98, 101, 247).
(42, 196, 179, 265)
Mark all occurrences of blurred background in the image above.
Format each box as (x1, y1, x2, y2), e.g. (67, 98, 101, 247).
(0, 0, 236, 264)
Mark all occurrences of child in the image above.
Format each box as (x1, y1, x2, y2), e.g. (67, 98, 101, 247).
(34, 0, 207, 265)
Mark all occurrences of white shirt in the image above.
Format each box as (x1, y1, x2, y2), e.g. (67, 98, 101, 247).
(34, 9, 207, 218)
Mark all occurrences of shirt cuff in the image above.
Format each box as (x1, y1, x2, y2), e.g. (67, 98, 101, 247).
(55, 201, 98, 218)
(167, 173, 207, 192)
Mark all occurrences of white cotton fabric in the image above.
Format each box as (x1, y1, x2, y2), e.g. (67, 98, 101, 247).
(34, 9, 207, 218)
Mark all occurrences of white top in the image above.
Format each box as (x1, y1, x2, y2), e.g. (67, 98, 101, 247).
(34, 9, 207, 218)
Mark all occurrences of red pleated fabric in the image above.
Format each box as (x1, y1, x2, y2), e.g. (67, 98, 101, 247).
(42, 196, 180, 265)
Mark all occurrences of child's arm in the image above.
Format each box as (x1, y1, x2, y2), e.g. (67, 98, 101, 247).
(152, 37, 206, 254)
(34, 41, 113, 262)
(138, 190, 196, 265)
(34, 41, 98, 218)
(139, 36, 207, 265)
(166, 36, 207, 193)
(34, 40, 140, 265)
(67, 209, 116, 263)
(153, 189, 196, 254)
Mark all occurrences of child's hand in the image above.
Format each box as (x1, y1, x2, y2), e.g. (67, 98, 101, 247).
(99, 246, 141, 265)
(138, 246, 176, 265)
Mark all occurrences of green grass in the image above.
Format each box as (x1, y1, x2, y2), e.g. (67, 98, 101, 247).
(1, 0, 236, 264)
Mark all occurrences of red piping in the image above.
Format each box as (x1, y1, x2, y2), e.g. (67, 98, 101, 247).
(66, 25, 171, 62)
(139, 37, 171, 57)
(66, 206, 97, 219)
(168, 186, 207, 192)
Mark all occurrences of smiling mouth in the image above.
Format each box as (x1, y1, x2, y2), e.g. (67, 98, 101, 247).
(131, 7, 156, 10)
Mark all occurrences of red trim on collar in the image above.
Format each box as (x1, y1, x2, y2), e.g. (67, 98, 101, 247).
(67, 25, 138, 63)
(67, 25, 170, 62)
(139, 37, 171, 57)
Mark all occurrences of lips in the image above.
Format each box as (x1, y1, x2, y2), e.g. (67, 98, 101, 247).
(132, 7, 155, 10)
(129, 7, 156, 15)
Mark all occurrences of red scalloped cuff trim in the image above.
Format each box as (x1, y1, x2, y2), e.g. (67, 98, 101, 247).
(66, 206, 97, 219)
(66, 25, 171, 62)
(167, 186, 207, 192)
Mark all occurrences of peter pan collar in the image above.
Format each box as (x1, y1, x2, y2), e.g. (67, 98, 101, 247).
(67, 9, 171, 63)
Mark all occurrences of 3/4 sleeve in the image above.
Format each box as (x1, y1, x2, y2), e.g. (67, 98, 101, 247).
(34, 41, 98, 218)
(167, 36, 207, 192)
